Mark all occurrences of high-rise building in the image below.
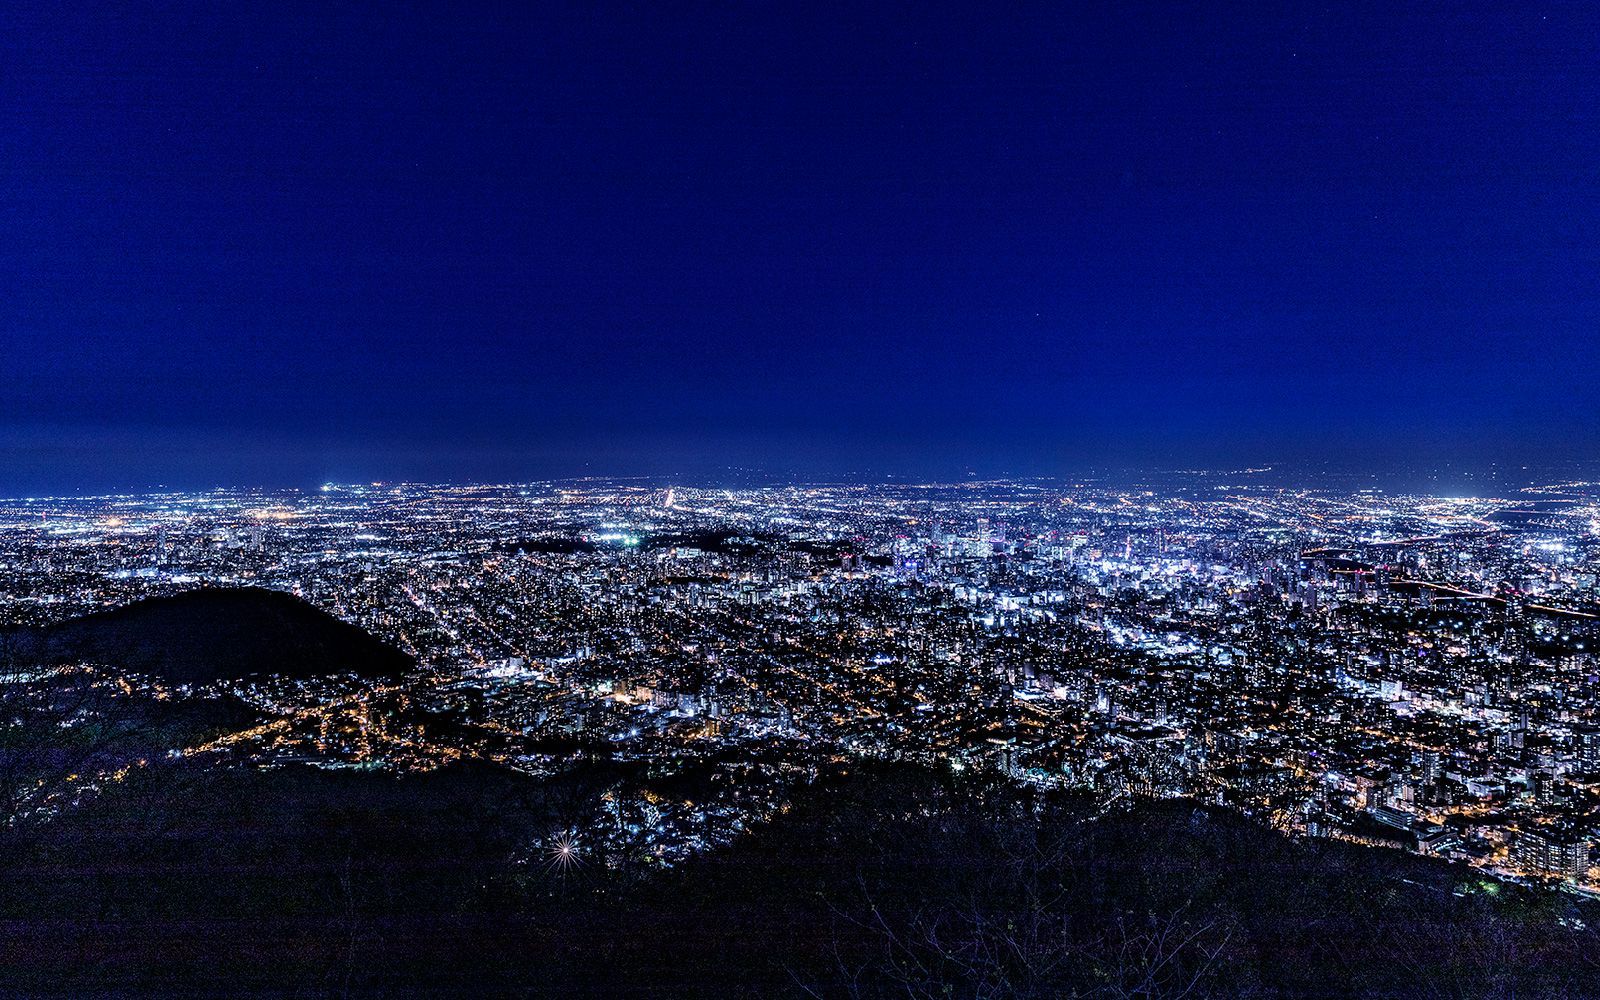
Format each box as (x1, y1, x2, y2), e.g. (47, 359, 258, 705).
(1512, 827, 1590, 881)
(1575, 725, 1600, 772)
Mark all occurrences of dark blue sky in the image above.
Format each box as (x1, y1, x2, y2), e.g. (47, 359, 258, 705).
(4, 2, 1598, 492)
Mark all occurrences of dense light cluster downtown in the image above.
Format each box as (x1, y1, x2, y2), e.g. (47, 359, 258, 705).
(6, 473, 1599, 894)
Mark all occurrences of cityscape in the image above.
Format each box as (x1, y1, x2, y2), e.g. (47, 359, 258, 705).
(7, 0, 1600, 994)
(6, 473, 1599, 894)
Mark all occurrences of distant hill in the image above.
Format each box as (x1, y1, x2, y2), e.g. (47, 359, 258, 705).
(19, 587, 412, 683)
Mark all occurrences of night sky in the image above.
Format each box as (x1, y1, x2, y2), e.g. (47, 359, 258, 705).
(4, 3, 1598, 493)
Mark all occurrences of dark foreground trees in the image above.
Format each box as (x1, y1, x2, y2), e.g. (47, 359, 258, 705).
(0, 758, 1596, 998)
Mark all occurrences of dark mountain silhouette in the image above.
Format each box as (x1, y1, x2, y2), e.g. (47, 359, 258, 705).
(1, 759, 1596, 998)
(19, 587, 412, 683)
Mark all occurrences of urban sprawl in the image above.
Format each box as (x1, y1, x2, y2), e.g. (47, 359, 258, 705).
(4, 476, 1599, 891)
